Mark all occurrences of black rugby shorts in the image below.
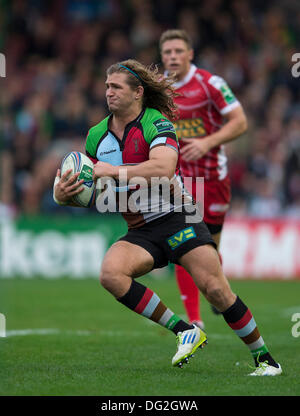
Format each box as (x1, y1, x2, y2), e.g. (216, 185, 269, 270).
(118, 211, 216, 270)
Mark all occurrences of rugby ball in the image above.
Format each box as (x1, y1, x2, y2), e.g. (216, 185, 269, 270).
(60, 151, 96, 207)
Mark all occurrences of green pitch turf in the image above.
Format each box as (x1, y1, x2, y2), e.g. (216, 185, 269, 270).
(0, 275, 299, 396)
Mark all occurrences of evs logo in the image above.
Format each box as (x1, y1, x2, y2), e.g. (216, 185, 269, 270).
(167, 227, 196, 250)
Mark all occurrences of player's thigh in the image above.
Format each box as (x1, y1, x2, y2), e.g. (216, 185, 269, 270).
(178, 244, 221, 292)
(103, 240, 155, 277)
(100, 241, 155, 297)
(178, 244, 235, 310)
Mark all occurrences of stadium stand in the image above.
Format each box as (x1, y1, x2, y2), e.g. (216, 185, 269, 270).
(0, 0, 299, 218)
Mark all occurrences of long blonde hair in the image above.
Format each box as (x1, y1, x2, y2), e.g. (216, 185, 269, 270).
(106, 59, 179, 121)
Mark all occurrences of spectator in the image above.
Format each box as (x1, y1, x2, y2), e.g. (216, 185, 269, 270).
(0, 0, 299, 217)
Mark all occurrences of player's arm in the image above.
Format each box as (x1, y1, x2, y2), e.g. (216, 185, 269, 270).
(123, 145, 178, 181)
(92, 146, 178, 184)
(181, 105, 247, 161)
(205, 105, 247, 147)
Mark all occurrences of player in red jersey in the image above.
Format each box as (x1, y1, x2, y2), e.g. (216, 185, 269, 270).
(160, 29, 248, 328)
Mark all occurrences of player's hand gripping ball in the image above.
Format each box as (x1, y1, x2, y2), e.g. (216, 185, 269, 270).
(60, 152, 96, 207)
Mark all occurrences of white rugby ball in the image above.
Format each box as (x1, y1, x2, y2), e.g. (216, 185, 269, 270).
(60, 151, 96, 207)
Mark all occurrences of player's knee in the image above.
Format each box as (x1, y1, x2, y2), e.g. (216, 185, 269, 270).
(99, 260, 125, 292)
(204, 276, 235, 311)
(99, 264, 116, 289)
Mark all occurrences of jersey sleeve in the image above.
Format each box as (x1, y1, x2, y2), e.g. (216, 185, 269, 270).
(143, 112, 179, 153)
(85, 128, 98, 163)
(206, 75, 241, 115)
(85, 118, 108, 163)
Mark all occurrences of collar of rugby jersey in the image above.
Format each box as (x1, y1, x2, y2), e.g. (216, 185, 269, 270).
(164, 64, 197, 89)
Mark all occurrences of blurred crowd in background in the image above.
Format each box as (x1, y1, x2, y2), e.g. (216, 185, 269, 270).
(0, 0, 300, 219)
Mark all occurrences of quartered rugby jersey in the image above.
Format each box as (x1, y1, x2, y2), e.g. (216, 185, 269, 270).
(165, 64, 241, 181)
(85, 107, 194, 229)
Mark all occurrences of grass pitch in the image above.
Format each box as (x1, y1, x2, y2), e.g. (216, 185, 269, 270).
(0, 275, 299, 396)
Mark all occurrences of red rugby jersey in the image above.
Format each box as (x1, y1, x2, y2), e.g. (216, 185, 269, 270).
(168, 64, 241, 181)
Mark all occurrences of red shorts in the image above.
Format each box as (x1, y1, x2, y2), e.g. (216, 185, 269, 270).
(189, 176, 231, 226)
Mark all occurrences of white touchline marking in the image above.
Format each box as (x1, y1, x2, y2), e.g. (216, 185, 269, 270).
(4, 328, 232, 339)
(6, 328, 61, 337)
(4, 328, 154, 338)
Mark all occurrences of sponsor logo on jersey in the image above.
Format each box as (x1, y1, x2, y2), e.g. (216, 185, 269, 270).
(220, 84, 235, 104)
(208, 75, 236, 104)
(174, 118, 206, 139)
(99, 149, 117, 156)
(182, 89, 202, 98)
(153, 118, 175, 133)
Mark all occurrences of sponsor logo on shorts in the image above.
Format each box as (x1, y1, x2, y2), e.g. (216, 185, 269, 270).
(209, 203, 230, 213)
(167, 227, 196, 250)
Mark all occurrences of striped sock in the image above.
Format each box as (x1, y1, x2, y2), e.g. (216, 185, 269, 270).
(222, 296, 278, 367)
(117, 279, 193, 335)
